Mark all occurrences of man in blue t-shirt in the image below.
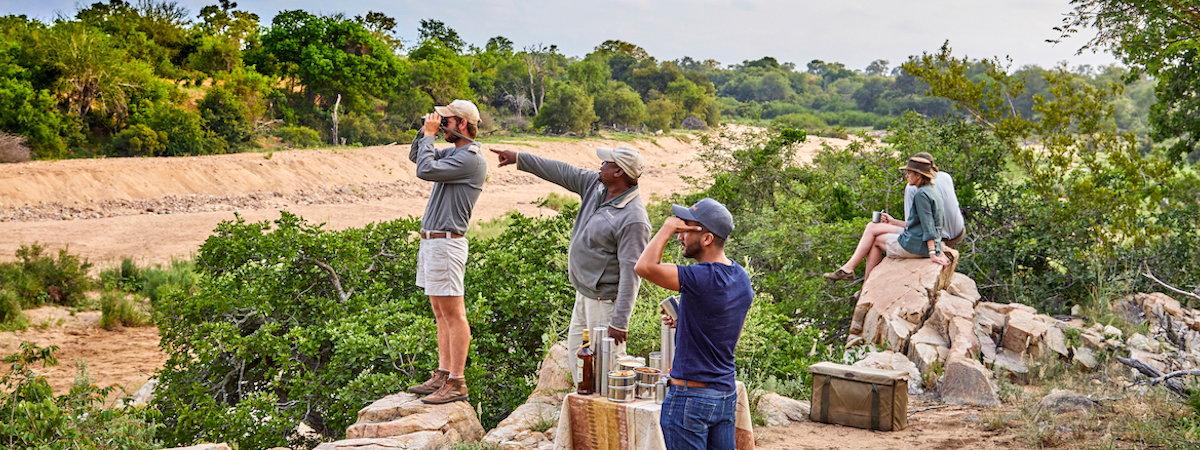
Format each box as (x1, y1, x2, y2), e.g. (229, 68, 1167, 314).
(635, 198, 753, 450)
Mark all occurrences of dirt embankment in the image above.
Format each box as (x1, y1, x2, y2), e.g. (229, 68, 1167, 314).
(0, 133, 850, 267)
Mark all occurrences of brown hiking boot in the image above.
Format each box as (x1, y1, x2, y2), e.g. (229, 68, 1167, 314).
(407, 369, 449, 395)
(421, 377, 469, 404)
(823, 268, 855, 282)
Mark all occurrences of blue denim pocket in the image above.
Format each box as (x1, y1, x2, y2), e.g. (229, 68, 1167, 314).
(681, 396, 719, 433)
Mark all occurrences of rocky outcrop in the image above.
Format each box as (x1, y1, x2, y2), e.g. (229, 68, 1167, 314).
(849, 250, 959, 352)
(314, 392, 484, 450)
(755, 393, 811, 427)
(843, 254, 1200, 408)
(482, 342, 572, 450)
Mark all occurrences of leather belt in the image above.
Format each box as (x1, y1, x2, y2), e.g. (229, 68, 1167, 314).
(421, 230, 465, 239)
(668, 378, 708, 388)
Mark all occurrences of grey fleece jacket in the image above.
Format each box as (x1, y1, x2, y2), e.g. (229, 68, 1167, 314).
(517, 153, 651, 329)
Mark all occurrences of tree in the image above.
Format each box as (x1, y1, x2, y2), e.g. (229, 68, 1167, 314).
(519, 45, 567, 115)
(410, 41, 473, 104)
(865, 59, 889, 76)
(1057, 0, 1200, 159)
(255, 11, 405, 111)
(355, 11, 401, 51)
(593, 81, 646, 129)
(567, 56, 611, 93)
(417, 19, 465, 53)
(534, 81, 597, 134)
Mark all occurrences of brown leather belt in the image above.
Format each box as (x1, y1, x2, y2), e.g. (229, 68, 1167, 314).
(421, 230, 464, 239)
(668, 378, 708, 388)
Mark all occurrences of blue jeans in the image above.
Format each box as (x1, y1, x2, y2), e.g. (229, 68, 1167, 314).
(660, 384, 738, 450)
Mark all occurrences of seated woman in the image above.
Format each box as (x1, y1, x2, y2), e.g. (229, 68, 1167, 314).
(824, 156, 951, 283)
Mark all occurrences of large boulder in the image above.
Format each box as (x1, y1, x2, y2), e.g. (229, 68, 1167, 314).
(853, 350, 923, 394)
(756, 393, 811, 427)
(483, 342, 571, 450)
(907, 323, 949, 374)
(849, 250, 959, 351)
(315, 392, 484, 450)
(1039, 389, 1100, 414)
(936, 356, 999, 407)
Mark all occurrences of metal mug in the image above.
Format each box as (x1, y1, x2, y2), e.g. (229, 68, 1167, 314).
(871, 210, 882, 223)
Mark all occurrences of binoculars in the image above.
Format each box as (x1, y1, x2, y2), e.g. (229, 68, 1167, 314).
(414, 116, 451, 131)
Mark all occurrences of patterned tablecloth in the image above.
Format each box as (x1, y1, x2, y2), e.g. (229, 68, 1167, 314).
(553, 381, 754, 450)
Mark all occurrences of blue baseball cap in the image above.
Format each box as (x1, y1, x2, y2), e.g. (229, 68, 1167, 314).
(671, 198, 734, 240)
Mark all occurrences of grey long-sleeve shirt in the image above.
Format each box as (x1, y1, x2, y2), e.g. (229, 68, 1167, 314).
(517, 153, 651, 329)
(408, 134, 487, 235)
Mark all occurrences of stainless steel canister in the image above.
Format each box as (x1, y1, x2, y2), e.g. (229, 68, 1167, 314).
(648, 351, 662, 372)
(655, 377, 667, 404)
(592, 327, 607, 394)
(600, 337, 614, 397)
(660, 323, 675, 373)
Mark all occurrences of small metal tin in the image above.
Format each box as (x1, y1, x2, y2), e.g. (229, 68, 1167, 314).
(648, 351, 662, 372)
(608, 385, 635, 403)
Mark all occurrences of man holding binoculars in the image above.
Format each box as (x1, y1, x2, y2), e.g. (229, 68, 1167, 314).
(406, 99, 487, 404)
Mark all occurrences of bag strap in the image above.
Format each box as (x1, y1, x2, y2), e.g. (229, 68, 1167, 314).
(869, 383, 881, 431)
(819, 376, 831, 423)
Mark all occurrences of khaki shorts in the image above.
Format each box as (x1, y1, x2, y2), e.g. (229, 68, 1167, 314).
(883, 233, 922, 259)
(416, 236, 468, 296)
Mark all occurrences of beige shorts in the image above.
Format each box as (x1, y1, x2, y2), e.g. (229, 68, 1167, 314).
(883, 233, 922, 259)
(416, 236, 468, 296)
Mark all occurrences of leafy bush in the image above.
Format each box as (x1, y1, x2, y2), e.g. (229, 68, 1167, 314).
(275, 125, 323, 149)
(0, 289, 27, 331)
(339, 112, 411, 146)
(534, 82, 597, 135)
(198, 86, 253, 148)
(100, 258, 197, 303)
(132, 104, 226, 156)
(645, 97, 679, 131)
(0, 343, 160, 449)
(770, 112, 828, 131)
(99, 290, 150, 330)
(0, 244, 92, 307)
(151, 210, 576, 448)
(108, 124, 168, 157)
(593, 81, 647, 130)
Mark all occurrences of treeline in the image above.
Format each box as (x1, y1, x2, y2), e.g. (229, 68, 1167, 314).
(0, 1, 1156, 161)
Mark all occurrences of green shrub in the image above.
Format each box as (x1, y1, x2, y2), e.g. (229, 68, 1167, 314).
(99, 290, 150, 330)
(645, 97, 680, 131)
(275, 125, 323, 148)
(534, 82, 597, 135)
(0, 244, 92, 307)
(0, 289, 27, 331)
(133, 104, 226, 156)
(0, 343, 160, 449)
(770, 112, 828, 131)
(100, 258, 197, 303)
(593, 81, 647, 130)
(199, 86, 253, 149)
(339, 112, 411, 145)
(108, 124, 168, 157)
(152, 210, 576, 448)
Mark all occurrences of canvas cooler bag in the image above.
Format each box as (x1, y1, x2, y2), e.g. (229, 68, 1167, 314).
(808, 361, 908, 431)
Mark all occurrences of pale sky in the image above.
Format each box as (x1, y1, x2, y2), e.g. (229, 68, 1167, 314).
(4, 0, 1118, 70)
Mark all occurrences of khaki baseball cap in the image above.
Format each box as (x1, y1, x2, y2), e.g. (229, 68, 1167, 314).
(595, 147, 643, 179)
(434, 99, 481, 125)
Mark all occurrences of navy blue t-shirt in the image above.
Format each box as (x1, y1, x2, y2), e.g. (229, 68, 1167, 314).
(669, 262, 754, 392)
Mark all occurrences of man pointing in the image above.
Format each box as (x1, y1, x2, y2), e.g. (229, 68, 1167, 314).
(491, 146, 651, 377)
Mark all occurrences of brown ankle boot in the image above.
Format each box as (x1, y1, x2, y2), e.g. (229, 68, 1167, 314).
(421, 377, 468, 404)
(407, 369, 449, 395)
